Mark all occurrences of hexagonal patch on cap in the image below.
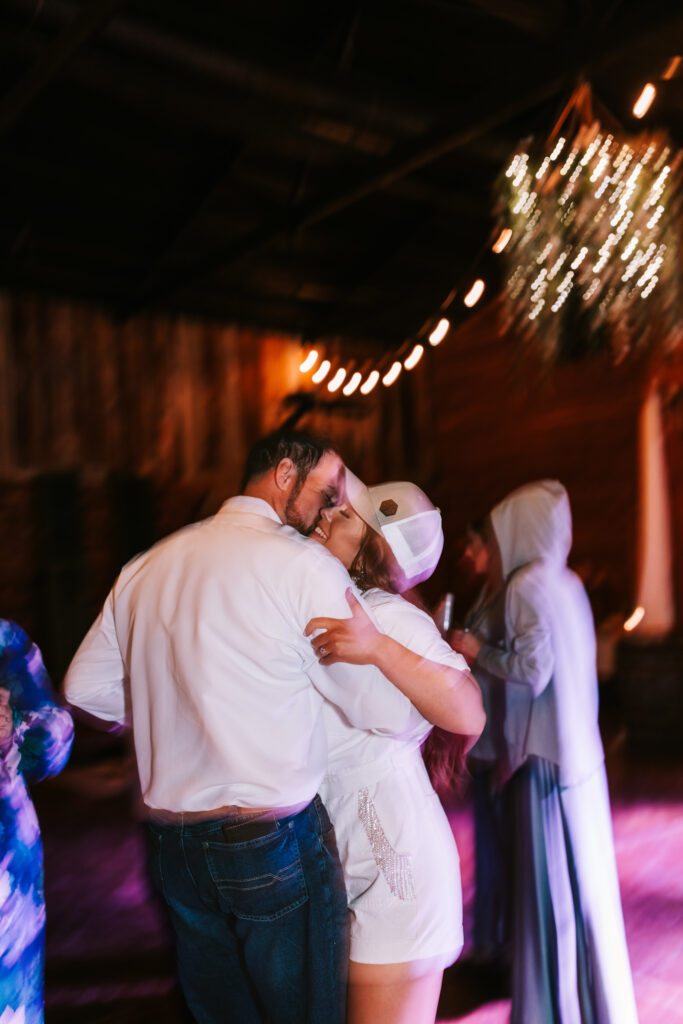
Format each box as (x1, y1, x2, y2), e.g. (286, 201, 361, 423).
(379, 498, 398, 517)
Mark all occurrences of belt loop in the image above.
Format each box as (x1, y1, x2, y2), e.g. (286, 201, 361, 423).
(312, 793, 326, 833)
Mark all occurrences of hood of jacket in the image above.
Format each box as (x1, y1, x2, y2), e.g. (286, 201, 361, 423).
(490, 479, 572, 579)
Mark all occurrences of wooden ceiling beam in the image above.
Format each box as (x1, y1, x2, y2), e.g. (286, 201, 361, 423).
(0, 0, 126, 139)
(159, 287, 411, 348)
(126, 4, 683, 322)
(124, 67, 569, 318)
(461, 0, 561, 38)
(116, 139, 246, 318)
(0, 23, 388, 170)
(103, 12, 431, 139)
(385, 177, 491, 218)
(3, 0, 431, 139)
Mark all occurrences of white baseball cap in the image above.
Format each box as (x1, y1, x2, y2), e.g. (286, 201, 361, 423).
(343, 468, 444, 591)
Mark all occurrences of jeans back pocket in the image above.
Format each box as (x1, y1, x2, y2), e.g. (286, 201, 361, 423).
(202, 821, 309, 922)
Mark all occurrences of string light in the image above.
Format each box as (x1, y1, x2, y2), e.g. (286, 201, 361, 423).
(360, 370, 380, 395)
(429, 318, 450, 346)
(492, 228, 512, 253)
(299, 349, 318, 372)
(662, 56, 681, 81)
(549, 137, 566, 161)
(311, 359, 331, 383)
(623, 606, 645, 631)
(342, 371, 362, 395)
(382, 361, 402, 386)
(464, 279, 485, 307)
(327, 368, 346, 392)
(633, 83, 656, 119)
(306, 74, 678, 400)
(404, 344, 424, 370)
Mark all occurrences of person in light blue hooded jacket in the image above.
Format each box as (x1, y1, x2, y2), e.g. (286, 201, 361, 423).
(451, 480, 638, 1024)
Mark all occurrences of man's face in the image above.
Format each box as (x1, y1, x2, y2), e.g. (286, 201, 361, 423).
(284, 451, 343, 536)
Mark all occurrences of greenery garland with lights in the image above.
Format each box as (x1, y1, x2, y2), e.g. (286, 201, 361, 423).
(497, 86, 683, 364)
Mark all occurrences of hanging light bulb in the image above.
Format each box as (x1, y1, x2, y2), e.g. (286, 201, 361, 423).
(429, 318, 450, 346)
(492, 228, 512, 253)
(382, 361, 402, 387)
(327, 368, 347, 393)
(404, 344, 424, 370)
(360, 370, 380, 395)
(464, 279, 485, 307)
(623, 606, 645, 631)
(662, 56, 681, 81)
(311, 359, 331, 383)
(342, 371, 362, 396)
(299, 349, 318, 373)
(633, 84, 656, 119)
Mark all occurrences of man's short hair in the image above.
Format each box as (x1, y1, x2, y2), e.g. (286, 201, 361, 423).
(240, 429, 337, 491)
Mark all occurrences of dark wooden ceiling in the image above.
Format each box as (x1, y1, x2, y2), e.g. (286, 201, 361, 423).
(1, 0, 683, 350)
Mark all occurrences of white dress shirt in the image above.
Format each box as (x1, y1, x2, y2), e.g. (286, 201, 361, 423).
(64, 497, 424, 813)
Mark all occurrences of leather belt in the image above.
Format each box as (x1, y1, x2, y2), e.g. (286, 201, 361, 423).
(146, 802, 303, 826)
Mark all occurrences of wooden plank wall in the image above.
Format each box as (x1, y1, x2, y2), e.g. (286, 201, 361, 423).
(0, 291, 419, 674)
(422, 299, 678, 630)
(0, 289, 679, 675)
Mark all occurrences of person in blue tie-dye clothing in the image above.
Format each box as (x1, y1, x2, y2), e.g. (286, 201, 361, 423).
(0, 619, 74, 1024)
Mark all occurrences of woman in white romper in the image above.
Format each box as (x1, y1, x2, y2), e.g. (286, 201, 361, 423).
(305, 470, 485, 1024)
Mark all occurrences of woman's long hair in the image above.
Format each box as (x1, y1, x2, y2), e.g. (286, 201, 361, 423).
(349, 523, 400, 595)
(422, 728, 469, 797)
(353, 523, 468, 795)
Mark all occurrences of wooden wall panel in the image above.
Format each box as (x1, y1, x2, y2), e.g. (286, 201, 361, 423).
(48, 304, 79, 465)
(0, 288, 677, 669)
(0, 480, 40, 638)
(0, 291, 410, 666)
(0, 295, 14, 474)
(426, 300, 653, 622)
(662, 358, 683, 630)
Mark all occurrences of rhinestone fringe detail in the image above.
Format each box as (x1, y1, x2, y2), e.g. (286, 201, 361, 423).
(358, 787, 415, 901)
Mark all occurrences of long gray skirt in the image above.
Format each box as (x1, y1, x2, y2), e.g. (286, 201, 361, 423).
(510, 757, 639, 1024)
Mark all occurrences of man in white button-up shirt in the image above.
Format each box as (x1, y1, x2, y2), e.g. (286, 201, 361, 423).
(64, 430, 422, 1024)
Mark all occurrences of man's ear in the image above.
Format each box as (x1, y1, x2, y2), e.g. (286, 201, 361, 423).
(274, 457, 296, 493)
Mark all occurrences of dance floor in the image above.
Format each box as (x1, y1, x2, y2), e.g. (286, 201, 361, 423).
(38, 707, 683, 1023)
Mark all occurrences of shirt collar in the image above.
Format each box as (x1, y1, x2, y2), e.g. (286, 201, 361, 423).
(220, 495, 283, 525)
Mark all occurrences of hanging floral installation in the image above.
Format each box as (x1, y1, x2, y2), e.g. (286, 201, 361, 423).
(497, 83, 683, 364)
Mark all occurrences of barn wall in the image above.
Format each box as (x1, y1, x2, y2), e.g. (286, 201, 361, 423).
(1, 289, 679, 679)
(423, 300, 656, 625)
(0, 291, 419, 676)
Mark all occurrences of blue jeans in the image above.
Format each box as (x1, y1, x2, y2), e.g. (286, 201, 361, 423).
(147, 796, 349, 1024)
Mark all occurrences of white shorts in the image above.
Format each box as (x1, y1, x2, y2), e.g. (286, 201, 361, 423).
(320, 747, 463, 966)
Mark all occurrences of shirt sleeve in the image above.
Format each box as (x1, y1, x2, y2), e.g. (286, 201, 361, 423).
(293, 553, 426, 737)
(63, 590, 128, 723)
(372, 593, 470, 671)
(475, 572, 554, 697)
(0, 619, 61, 711)
(0, 619, 74, 782)
(15, 705, 75, 782)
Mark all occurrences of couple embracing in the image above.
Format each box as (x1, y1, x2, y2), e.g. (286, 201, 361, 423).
(64, 428, 484, 1024)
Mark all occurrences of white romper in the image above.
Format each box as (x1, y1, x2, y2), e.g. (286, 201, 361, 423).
(319, 589, 468, 966)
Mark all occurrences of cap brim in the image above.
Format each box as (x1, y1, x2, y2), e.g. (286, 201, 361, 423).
(343, 468, 383, 534)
